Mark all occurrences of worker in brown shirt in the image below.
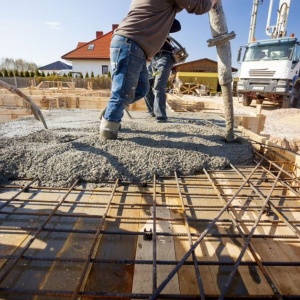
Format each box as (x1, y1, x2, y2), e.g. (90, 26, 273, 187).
(100, 0, 218, 140)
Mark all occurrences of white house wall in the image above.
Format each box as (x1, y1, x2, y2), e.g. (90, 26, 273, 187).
(72, 59, 111, 76)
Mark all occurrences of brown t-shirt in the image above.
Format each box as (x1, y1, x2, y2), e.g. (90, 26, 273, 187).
(114, 0, 213, 58)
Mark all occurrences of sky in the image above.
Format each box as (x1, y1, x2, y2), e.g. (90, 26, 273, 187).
(0, 0, 299, 70)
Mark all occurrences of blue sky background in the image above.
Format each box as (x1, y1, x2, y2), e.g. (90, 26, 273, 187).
(0, 0, 299, 70)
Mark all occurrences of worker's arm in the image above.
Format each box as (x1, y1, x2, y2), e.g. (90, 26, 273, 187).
(174, 0, 217, 14)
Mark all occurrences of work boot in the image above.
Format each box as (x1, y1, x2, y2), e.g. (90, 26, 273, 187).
(156, 118, 168, 123)
(99, 118, 120, 141)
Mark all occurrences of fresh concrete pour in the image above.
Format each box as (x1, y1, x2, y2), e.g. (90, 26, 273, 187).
(0, 109, 253, 187)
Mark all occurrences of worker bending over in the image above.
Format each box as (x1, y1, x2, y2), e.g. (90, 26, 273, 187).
(144, 19, 182, 123)
(100, 0, 218, 140)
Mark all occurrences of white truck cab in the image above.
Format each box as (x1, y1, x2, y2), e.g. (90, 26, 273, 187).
(237, 37, 300, 108)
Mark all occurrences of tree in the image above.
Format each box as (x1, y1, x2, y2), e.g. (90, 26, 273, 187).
(85, 72, 89, 78)
(0, 57, 38, 72)
(15, 59, 24, 72)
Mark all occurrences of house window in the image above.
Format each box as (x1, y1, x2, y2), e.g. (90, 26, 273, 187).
(88, 44, 94, 50)
(102, 65, 109, 75)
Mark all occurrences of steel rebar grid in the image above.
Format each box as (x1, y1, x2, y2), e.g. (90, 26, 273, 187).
(71, 178, 120, 299)
(204, 167, 283, 299)
(0, 160, 300, 299)
(231, 163, 300, 239)
(174, 172, 205, 299)
(253, 150, 300, 193)
(149, 161, 265, 299)
(152, 174, 158, 292)
(0, 178, 80, 284)
(218, 167, 284, 300)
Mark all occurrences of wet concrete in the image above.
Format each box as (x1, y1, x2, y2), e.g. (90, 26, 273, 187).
(0, 109, 254, 187)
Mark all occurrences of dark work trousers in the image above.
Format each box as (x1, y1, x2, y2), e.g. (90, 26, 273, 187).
(144, 51, 175, 121)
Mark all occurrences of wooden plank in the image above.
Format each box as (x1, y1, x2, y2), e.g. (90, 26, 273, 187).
(0, 108, 31, 122)
(128, 99, 147, 111)
(216, 171, 300, 296)
(166, 181, 218, 296)
(242, 114, 266, 134)
(0, 189, 62, 270)
(33, 190, 97, 295)
(132, 184, 180, 295)
(171, 175, 276, 297)
(83, 185, 141, 295)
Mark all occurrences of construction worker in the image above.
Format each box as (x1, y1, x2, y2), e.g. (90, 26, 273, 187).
(100, 0, 219, 140)
(144, 19, 182, 123)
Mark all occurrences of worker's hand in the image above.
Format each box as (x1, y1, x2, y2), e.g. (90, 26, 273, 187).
(211, 0, 218, 8)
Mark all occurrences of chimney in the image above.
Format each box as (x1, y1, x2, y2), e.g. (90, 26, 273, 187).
(112, 24, 118, 32)
(96, 31, 103, 38)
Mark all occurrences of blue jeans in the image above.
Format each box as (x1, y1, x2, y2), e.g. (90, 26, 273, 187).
(144, 52, 174, 120)
(104, 35, 150, 123)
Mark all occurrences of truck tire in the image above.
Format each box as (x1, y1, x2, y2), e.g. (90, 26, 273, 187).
(294, 98, 300, 108)
(281, 99, 291, 108)
(242, 94, 252, 106)
(292, 84, 300, 108)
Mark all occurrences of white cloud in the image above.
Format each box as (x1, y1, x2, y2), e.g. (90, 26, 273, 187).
(46, 22, 60, 30)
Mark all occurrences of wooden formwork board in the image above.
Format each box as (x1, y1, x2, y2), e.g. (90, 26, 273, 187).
(132, 185, 180, 295)
(239, 126, 300, 180)
(0, 87, 147, 117)
(128, 99, 147, 111)
(0, 108, 32, 123)
(0, 94, 26, 107)
(167, 95, 205, 112)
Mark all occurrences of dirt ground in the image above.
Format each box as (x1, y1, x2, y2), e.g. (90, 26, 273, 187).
(237, 98, 300, 152)
(184, 95, 300, 152)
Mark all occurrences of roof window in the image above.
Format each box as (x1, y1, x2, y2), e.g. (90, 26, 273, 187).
(88, 44, 95, 50)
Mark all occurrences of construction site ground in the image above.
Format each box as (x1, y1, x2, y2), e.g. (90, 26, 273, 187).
(0, 90, 300, 299)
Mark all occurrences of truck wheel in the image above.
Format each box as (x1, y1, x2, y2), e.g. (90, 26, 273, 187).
(292, 85, 300, 108)
(242, 94, 252, 106)
(294, 98, 300, 108)
(281, 99, 291, 108)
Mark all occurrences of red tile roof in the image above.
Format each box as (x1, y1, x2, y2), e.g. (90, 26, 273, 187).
(62, 30, 113, 60)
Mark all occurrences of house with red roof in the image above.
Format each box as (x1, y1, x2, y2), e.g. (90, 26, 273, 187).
(61, 24, 118, 77)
